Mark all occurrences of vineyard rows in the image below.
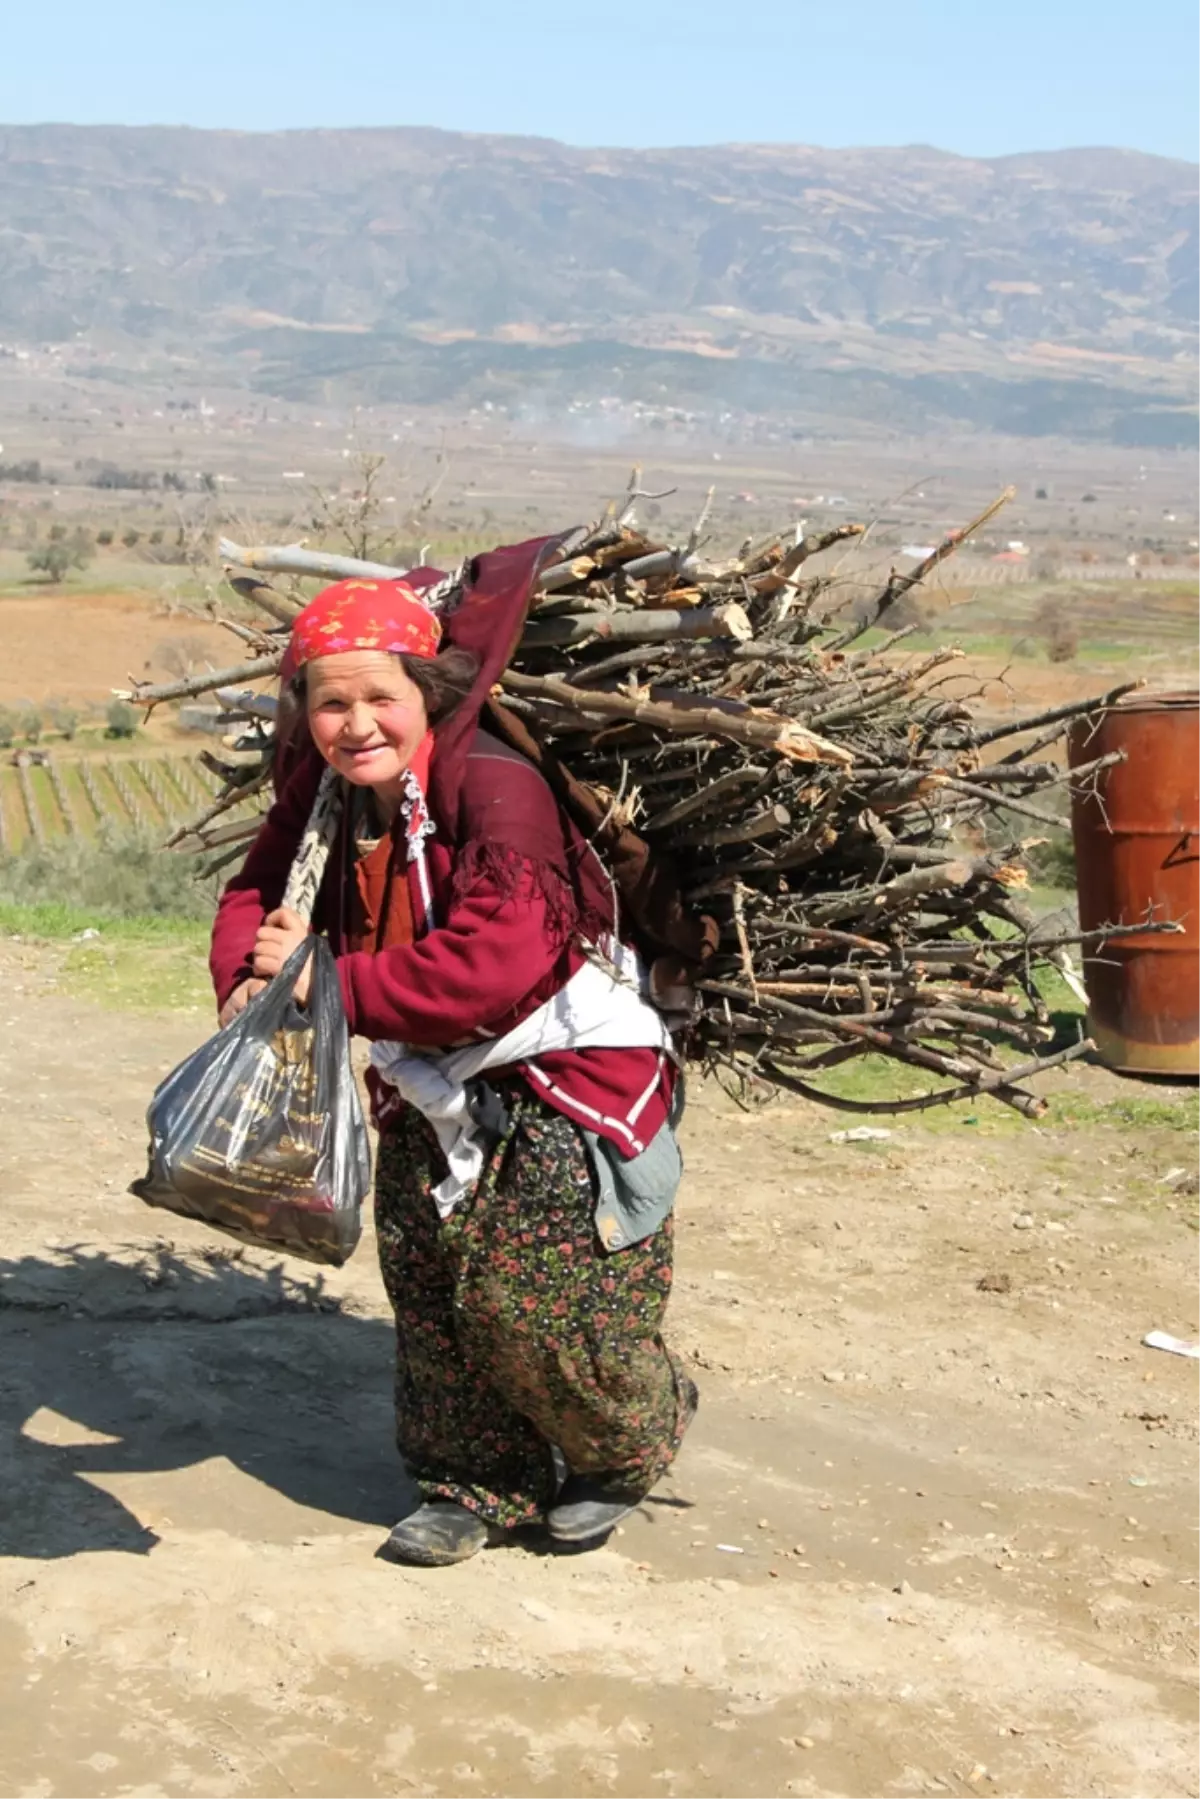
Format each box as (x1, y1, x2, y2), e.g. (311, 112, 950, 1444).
(0, 754, 263, 855)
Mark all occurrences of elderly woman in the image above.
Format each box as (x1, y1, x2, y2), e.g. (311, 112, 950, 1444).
(209, 570, 697, 1566)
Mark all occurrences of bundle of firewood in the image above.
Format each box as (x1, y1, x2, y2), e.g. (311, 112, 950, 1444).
(119, 479, 1150, 1118)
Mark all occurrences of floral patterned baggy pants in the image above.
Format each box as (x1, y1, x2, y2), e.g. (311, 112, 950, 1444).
(373, 1083, 696, 1528)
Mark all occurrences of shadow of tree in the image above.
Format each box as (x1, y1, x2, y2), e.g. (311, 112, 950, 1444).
(0, 1243, 413, 1560)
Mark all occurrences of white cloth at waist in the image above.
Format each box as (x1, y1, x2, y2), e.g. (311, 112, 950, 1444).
(369, 940, 674, 1216)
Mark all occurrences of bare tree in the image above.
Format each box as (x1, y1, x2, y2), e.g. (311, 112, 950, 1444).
(154, 634, 214, 680)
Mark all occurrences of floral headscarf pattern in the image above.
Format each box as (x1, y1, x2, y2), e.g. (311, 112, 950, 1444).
(290, 578, 442, 667)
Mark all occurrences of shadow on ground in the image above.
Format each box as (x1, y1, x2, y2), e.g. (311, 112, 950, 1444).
(0, 1244, 410, 1559)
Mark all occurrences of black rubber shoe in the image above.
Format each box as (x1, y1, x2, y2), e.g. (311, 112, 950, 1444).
(546, 1473, 650, 1544)
(549, 1376, 702, 1544)
(380, 1501, 489, 1567)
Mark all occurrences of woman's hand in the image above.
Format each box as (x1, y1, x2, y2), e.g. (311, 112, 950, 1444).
(218, 977, 267, 1028)
(252, 907, 313, 1003)
(649, 955, 700, 1026)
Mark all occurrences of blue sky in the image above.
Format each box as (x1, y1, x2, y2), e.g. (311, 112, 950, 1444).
(0, 0, 1195, 160)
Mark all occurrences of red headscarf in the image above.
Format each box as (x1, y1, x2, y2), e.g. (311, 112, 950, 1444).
(288, 577, 441, 670)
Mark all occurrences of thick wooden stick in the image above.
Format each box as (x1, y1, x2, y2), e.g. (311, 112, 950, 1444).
(218, 538, 409, 582)
(521, 603, 753, 649)
(675, 802, 791, 849)
(536, 555, 598, 593)
(214, 686, 280, 721)
(753, 522, 867, 592)
(499, 669, 853, 763)
(116, 654, 285, 706)
(800, 852, 1024, 927)
(609, 547, 723, 583)
(186, 814, 264, 851)
(225, 571, 304, 624)
(221, 534, 588, 597)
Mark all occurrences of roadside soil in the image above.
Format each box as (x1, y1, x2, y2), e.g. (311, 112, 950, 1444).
(0, 590, 231, 709)
(0, 936, 1196, 1799)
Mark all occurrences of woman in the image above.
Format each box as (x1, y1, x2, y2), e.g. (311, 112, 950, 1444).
(209, 568, 697, 1567)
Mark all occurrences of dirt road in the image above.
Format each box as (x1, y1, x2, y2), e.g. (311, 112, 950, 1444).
(0, 936, 1196, 1798)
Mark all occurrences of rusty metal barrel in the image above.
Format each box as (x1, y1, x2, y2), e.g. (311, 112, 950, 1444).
(1068, 691, 1199, 1076)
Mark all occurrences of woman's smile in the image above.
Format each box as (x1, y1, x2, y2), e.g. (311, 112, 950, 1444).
(338, 741, 389, 759)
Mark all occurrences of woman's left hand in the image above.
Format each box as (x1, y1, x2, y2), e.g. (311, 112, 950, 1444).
(252, 907, 313, 1003)
(649, 955, 700, 1026)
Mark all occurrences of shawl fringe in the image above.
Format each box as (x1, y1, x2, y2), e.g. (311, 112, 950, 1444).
(449, 840, 581, 949)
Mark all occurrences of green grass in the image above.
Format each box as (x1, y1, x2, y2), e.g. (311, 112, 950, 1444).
(61, 931, 212, 1011)
(783, 1057, 1046, 1134)
(0, 822, 231, 1011)
(0, 900, 212, 1011)
(1048, 1090, 1200, 1133)
(851, 626, 1159, 663)
(0, 834, 219, 1011)
(783, 1048, 1198, 1137)
(0, 900, 208, 942)
(794, 1052, 985, 1120)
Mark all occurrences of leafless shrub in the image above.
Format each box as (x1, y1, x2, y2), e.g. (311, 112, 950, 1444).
(1035, 598, 1079, 663)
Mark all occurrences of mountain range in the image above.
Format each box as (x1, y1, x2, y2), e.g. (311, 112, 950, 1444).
(0, 124, 1195, 443)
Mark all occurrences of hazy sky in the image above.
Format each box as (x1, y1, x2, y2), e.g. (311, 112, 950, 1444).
(1, 0, 1195, 160)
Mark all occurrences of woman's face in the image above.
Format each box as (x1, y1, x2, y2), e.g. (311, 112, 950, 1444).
(305, 650, 429, 798)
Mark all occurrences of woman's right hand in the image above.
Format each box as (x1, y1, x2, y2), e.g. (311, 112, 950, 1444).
(218, 978, 267, 1028)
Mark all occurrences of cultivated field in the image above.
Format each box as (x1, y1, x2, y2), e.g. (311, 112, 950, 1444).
(0, 749, 222, 851)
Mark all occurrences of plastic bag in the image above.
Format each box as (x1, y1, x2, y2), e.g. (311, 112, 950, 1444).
(132, 937, 371, 1266)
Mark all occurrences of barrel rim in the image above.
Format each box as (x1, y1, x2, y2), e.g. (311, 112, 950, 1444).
(1108, 689, 1200, 715)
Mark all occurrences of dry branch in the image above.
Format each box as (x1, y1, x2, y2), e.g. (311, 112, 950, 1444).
(116, 654, 286, 707)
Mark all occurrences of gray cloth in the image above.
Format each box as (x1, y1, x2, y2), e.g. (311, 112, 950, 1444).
(466, 1074, 684, 1253)
(584, 1079, 685, 1252)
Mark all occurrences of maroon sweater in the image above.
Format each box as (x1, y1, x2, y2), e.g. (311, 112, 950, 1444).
(209, 731, 674, 1159)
